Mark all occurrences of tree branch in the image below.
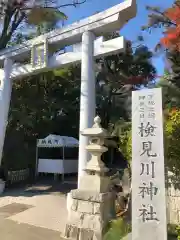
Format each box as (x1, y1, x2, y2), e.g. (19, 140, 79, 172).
(142, 6, 177, 31)
(7, 10, 19, 35)
(0, 8, 15, 49)
(8, 12, 25, 37)
(151, 6, 177, 26)
(21, 0, 86, 11)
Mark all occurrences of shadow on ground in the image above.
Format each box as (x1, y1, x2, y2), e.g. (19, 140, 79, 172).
(3, 177, 77, 198)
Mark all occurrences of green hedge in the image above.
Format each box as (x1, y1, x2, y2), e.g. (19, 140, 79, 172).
(103, 218, 131, 240)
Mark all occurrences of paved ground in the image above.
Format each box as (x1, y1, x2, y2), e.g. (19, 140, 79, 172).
(0, 218, 61, 240)
(0, 181, 77, 240)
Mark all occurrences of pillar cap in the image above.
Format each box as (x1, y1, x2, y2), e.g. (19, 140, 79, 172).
(81, 116, 109, 138)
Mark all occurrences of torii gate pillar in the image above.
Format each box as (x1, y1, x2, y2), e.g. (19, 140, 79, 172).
(78, 31, 96, 187)
(0, 59, 13, 166)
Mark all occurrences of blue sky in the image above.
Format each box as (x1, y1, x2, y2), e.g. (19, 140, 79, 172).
(62, 0, 174, 77)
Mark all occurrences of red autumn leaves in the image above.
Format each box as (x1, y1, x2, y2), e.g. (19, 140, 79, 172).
(161, 5, 180, 50)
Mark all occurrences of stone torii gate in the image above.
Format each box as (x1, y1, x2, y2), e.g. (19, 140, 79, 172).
(0, 0, 136, 187)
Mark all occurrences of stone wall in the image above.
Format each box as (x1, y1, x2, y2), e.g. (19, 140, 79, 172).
(166, 172, 180, 225)
(166, 185, 180, 225)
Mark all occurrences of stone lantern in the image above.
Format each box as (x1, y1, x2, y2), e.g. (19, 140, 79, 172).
(64, 116, 115, 240)
(78, 116, 110, 193)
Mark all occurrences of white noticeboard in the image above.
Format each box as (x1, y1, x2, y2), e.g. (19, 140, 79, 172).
(132, 88, 167, 240)
(37, 159, 78, 174)
(38, 159, 64, 174)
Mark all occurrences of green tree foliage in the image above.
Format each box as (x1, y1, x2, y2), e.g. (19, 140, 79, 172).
(164, 108, 180, 182)
(176, 225, 180, 240)
(112, 119, 131, 162)
(156, 70, 180, 109)
(103, 218, 131, 240)
(3, 66, 81, 170)
(96, 34, 156, 128)
(166, 50, 180, 89)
